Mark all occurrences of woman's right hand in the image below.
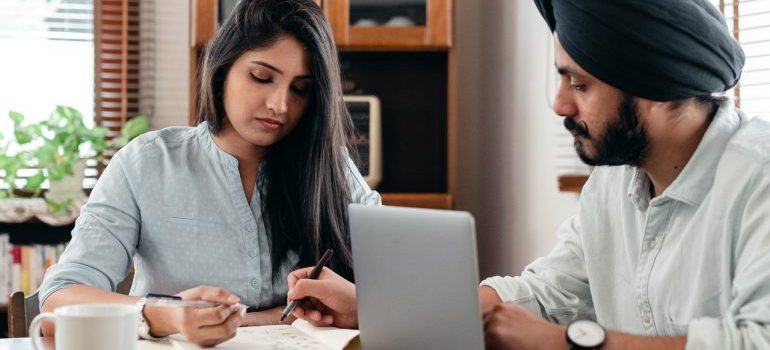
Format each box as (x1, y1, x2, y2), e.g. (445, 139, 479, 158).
(143, 286, 244, 347)
(287, 267, 358, 329)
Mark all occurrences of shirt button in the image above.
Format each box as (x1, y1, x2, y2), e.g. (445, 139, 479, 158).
(245, 224, 255, 232)
(642, 313, 651, 326)
(647, 238, 657, 249)
(248, 250, 258, 258)
(250, 279, 259, 288)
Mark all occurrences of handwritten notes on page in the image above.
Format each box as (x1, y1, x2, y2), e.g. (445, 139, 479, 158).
(170, 319, 360, 350)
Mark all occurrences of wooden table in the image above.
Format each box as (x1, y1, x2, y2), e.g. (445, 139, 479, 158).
(0, 338, 178, 350)
(0, 338, 54, 350)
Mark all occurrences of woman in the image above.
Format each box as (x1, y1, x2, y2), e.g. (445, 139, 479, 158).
(39, 0, 379, 346)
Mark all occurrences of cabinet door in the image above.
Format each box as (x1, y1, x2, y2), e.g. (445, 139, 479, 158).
(323, 0, 451, 49)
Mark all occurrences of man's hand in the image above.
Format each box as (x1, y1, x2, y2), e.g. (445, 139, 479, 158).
(480, 286, 503, 310)
(144, 286, 244, 347)
(287, 266, 358, 329)
(483, 303, 567, 350)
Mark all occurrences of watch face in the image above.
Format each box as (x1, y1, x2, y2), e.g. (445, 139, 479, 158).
(568, 320, 605, 347)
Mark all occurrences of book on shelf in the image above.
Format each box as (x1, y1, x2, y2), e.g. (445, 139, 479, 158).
(0, 233, 67, 302)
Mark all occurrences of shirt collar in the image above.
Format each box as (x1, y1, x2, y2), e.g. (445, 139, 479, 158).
(197, 121, 239, 168)
(627, 102, 743, 209)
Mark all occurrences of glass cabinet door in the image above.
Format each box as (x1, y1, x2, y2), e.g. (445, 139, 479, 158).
(324, 0, 451, 48)
(349, 0, 426, 27)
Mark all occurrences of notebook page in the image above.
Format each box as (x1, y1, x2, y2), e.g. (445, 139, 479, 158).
(170, 325, 331, 350)
(292, 319, 360, 350)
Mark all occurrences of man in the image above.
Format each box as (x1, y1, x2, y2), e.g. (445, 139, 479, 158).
(287, 1, 770, 349)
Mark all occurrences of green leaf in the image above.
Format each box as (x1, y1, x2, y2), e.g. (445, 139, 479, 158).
(0, 156, 11, 169)
(44, 197, 65, 214)
(45, 197, 74, 215)
(91, 138, 108, 152)
(61, 161, 74, 176)
(9, 111, 24, 124)
(63, 136, 80, 153)
(14, 130, 33, 144)
(0, 157, 21, 174)
(92, 125, 107, 137)
(35, 144, 56, 166)
(24, 172, 46, 190)
(56, 105, 80, 120)
(49, 167, 64, 181)
(123, 116, 149, 139)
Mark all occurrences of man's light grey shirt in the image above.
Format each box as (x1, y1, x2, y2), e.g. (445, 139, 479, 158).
(482, 104, 770, 349)
(39, 122, 381, 309)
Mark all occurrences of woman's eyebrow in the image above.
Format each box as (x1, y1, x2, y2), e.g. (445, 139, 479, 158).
(250, 60, 312, 79)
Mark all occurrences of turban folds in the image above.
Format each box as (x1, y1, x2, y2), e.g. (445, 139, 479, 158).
(534, 0, 745, 101)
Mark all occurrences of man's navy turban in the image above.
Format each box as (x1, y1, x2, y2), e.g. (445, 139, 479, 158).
(534, 0, 745, 101)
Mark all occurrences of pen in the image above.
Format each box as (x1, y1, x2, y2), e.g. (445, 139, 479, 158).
(145, 293, 251, 314)
(145, 297, 219, 308)
(279, 249, 334, 322)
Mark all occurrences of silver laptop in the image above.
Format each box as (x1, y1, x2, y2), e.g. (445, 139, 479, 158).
(349, 204, 485, 350)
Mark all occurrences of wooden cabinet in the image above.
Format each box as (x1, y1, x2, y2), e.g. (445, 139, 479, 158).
(190, 0, 455, 209)
(323, 0, 452, 49)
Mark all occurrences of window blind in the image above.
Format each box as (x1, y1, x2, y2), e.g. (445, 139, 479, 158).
(94, 0, 141, 138)
(719, 0, 770, 116)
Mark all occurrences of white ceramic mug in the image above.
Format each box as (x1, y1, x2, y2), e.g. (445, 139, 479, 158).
(29, 303, 139, 350)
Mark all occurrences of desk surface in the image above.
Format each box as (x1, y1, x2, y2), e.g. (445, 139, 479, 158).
(0, 338, 177, 350)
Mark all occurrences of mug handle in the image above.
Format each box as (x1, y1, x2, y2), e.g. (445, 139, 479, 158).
(29, 312, 56, 350)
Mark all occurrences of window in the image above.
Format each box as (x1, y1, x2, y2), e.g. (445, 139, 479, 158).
(0, 0, 95, 133)
(556, 0, 770, 192)
(1, 0, 143, 189)
(715, 0, 770, 117)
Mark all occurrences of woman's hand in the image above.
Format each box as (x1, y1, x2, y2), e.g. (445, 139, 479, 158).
(143, 286, 244, 347)
(240, 305, 293, 326)
(287, 266, 358, 329)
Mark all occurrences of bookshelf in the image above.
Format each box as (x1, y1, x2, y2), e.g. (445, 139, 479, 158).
(0, 221, 72, 338)
(189, 0, 456, 209)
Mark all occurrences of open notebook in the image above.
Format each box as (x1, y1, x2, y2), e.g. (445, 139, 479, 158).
(168, 319, 360, 350)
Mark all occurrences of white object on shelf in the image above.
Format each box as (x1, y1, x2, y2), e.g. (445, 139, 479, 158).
(344, 95, 382, 189)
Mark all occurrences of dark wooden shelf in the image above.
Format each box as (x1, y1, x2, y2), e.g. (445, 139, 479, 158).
(558, 175, 588, 193)
(381, 192, 452, 209)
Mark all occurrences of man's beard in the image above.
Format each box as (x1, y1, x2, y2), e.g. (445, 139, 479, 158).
(563, 94, 649, 167)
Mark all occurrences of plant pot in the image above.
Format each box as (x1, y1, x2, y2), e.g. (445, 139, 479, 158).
(44, 160, 87, 209)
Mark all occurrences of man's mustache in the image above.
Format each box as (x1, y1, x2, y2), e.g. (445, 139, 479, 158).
(564, 117, 589, 138)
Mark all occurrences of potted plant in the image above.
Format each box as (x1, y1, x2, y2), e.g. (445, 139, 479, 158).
(0, 105, 148, 215)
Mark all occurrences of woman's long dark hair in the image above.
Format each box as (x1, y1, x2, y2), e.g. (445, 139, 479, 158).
(196, 0, 357, 281)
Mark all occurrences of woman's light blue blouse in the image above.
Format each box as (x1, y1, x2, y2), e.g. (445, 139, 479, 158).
(39, 122, 381, 309)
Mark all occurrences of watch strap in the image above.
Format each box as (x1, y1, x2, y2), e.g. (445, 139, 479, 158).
(135, 297, 166, 340)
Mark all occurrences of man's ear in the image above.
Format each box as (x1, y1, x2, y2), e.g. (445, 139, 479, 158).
(635, 97, 671, 121)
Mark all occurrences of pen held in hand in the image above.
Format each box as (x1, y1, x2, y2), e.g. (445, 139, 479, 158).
(144, 296, 249, 315)
(145, 297, 220, 308)
(280, 249, 334, 322)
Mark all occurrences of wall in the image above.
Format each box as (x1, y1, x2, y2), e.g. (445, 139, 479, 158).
(141, 0, 190, 129)
(454, 0, 580, 279)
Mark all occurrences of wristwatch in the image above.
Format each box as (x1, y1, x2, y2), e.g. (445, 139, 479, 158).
(135, 297, 165, 340)
(566, 320, 606, 350)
